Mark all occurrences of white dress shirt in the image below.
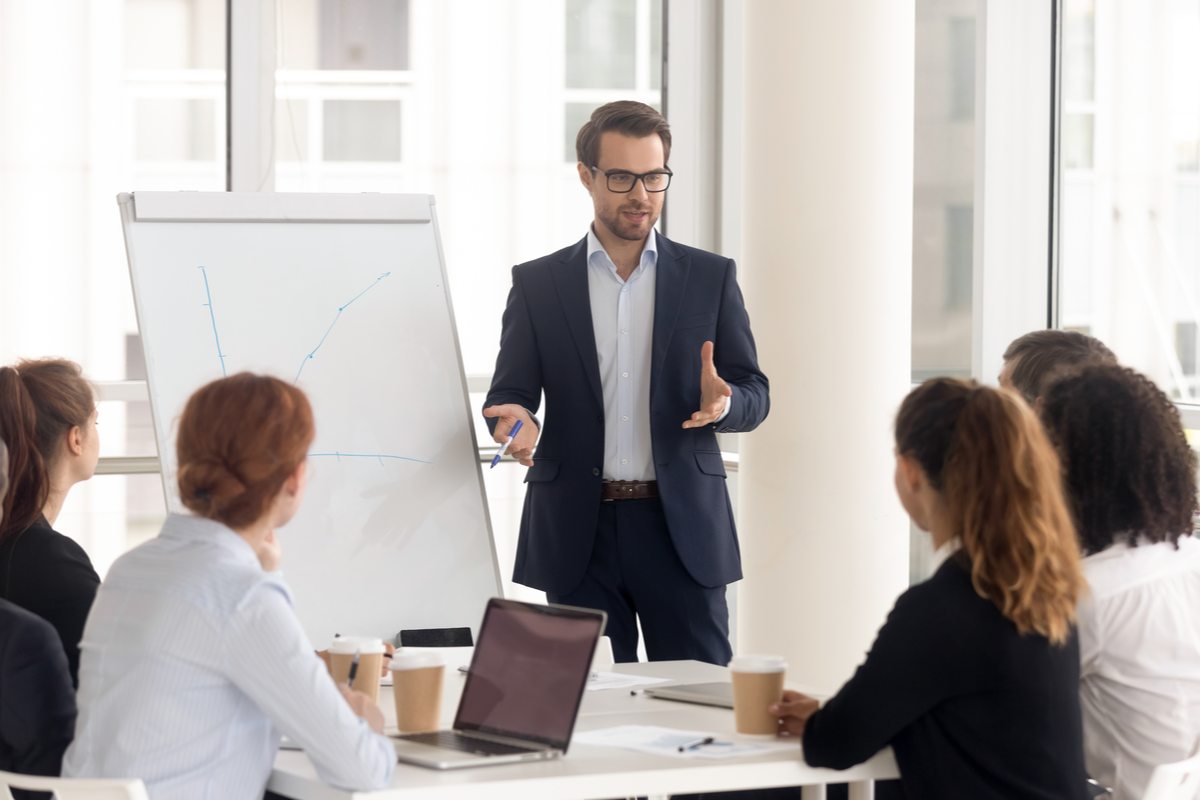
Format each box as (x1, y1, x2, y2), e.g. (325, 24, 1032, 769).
(1077, 535, 1200, 799)
(587, 227, 658, 481)
(586, 227, 729, 481)
(63, 513, 395, 799)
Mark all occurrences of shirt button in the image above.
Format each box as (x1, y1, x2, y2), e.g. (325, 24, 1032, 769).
(622, 372, 629, 378)
(621, 329, 628, 335)
(622, 416, 629, 422)
(621, 458, 629, 464)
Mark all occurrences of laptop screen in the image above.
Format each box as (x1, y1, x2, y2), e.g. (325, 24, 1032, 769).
(454, 600, 605, 750)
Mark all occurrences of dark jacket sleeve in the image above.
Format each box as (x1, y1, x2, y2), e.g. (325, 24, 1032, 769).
(713, 260, 769, 434)
(483, 266, 544, 435)
(802, 580, 970, 769)
(0, 603, 77, 781)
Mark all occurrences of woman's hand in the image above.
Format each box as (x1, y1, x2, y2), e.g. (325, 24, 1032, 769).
(769, 690, 821, 737)
(339, 685, 385, 733)
(254, 529, 283, 572)
(381, 642, 395, 676)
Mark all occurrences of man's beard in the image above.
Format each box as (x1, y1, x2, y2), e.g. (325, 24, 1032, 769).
(600, 203, 657, 242)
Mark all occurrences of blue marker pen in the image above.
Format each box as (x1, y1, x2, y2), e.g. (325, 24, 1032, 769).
(490, 419, 524, 468)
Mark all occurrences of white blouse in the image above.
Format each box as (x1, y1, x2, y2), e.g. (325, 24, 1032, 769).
(1077, 535, 1200, 799)
(64, 513, 395, 799)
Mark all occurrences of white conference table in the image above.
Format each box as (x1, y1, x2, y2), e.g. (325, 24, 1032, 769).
(268, 654, 899, 800)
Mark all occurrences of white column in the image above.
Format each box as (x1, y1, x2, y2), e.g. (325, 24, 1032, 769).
(736, 0, 915, 693)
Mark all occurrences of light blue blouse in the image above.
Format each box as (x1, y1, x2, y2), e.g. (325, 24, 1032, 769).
(63, 513, 395, 799)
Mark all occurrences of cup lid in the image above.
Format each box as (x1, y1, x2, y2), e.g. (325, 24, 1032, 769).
(329, 636, 386, 655)
(388, 650, 444, 671)
(728, 654, 787, 673)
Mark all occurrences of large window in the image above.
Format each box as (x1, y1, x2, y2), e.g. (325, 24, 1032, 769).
(1057, 0, 1200, 399)
(913, 0, 978, 381)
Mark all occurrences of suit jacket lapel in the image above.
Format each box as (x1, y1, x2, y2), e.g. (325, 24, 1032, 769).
(551, 237, 604, 410)
(652, 234, 689, 397)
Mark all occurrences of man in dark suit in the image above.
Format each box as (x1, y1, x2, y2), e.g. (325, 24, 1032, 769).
(0, 439, 77, 798)
(483, 101, 769, 665)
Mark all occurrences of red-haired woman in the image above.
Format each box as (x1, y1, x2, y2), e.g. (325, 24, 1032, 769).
(64, 373, 394, 798)
(0, 358, 102, 684)
(770, 380, 1089, 799)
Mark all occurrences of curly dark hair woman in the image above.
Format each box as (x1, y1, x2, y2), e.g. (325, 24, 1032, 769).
(1040, 364, 1197, 556)
(1039, 363, 1200, 799)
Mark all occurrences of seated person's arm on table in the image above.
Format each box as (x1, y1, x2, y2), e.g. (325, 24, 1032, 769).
(798, 587, 964, 770)
(225, 582, 395, 791)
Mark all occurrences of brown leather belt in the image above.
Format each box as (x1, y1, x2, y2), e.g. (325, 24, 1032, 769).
(600, 480, 659, 501)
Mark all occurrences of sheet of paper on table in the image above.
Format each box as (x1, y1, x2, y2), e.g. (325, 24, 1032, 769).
(586, 671, 671, 691)
(573, 725, 801, 759)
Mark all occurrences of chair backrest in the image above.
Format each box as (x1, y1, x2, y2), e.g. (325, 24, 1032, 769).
(0, 771, 149, 800)
(591, 635, 615, 669)
(1143, 745, 1200, 800)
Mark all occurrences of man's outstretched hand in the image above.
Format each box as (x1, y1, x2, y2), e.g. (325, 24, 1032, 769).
(682, 341, 731, 429)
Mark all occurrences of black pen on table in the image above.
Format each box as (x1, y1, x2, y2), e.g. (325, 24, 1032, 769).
(677, 736, 715, 752)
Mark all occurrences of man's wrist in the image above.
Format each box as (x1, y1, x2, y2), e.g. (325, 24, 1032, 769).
(714, 394, 732, 423)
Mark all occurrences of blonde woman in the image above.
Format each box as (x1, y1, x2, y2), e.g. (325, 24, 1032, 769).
(771, 379, 1089, 799)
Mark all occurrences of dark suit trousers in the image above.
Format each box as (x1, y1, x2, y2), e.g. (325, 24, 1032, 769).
(546, 497, 732, 666)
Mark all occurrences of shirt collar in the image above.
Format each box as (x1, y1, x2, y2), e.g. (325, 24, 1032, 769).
(586, 226, 658, 279)
(161, 512, 262, 568)
(929, 537, 962, 575)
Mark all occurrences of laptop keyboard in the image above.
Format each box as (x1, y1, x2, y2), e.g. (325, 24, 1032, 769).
(400, 730, 540, 756)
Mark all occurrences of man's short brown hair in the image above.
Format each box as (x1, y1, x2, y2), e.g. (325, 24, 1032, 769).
(575, 101, 672, 167)
(1002, 329, 1118, 402)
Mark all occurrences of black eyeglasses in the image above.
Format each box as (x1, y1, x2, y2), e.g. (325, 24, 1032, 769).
(589, 166, 673, 193)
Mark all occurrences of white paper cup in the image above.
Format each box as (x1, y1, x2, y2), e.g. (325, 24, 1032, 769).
(328, 636, 386, 701)
(389, 651, 445, 732)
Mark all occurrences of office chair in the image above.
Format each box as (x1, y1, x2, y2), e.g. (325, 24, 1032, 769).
(0, 771, 148, 800)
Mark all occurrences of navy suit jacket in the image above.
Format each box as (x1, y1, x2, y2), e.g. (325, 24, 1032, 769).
(0, 598, 76, 791)
(484, 234, 769, 594)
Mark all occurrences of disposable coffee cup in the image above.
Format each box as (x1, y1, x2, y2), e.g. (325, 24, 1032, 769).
(389, 651, 445, 733)
(729, 654, 787, 736)
(328, 636, 386, 703)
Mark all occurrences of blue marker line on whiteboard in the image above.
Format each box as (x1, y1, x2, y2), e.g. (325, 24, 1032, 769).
(198, 266, 228, 376)
(490, 419, 523, 468)
(308, 451, 431, 465)
(294, 272, 392, 383)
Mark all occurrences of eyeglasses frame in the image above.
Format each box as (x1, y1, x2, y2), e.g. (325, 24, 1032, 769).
(588, 165, 674, 193)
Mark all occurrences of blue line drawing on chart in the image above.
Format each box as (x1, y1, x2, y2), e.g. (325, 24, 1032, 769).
(309, 451, 432, 466)
(198, 266, 228, 376)
(294, 272, 393, 383)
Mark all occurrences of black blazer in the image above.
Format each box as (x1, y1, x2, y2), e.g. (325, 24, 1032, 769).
(0, 518, 100, 685)
(803, 556, 1089, 800)
(0, 598, 76, 797)
(484, 235, 769, 594)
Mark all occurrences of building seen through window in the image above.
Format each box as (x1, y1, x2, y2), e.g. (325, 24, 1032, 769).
(1058, 0, 1200, 400)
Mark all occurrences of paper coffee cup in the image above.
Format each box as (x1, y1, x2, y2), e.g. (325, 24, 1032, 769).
(328, 636, 386, 703)
(389, 651, 445, 733)
(729, 654, 787, 736)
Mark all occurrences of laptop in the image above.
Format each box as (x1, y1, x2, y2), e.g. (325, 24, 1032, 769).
(644, 681, 734, 708)
(391, 598, 606, 770)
